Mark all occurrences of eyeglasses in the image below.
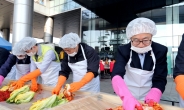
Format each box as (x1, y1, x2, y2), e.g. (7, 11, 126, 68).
(63, 48, 76, 53)
(131, 39, 151, 46)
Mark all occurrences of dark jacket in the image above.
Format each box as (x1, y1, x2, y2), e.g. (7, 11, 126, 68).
(0, 54, 30, 78)
(174, 34, 184, 78)
(0, 47, 10, 68)
(112, 41, 168, 93)
(59, 43, 100, 79)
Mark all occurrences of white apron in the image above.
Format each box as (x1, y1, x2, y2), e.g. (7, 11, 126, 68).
(68, 45, 100, 92)
(179, 94, 184, 107)
(16, 64, 30, 80)
(5, 65, 16, 80)
(124, 50, 156, 100)
(35, 61, 60, 87)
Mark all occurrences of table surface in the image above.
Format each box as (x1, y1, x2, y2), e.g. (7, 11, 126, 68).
(0, 79, 183, 110)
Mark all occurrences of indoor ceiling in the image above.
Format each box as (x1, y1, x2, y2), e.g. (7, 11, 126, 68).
(0, 0, 47, 39)
(0, 0, 80, 39)
(74, 0, 184, 26)
(0, 0, 13, 29)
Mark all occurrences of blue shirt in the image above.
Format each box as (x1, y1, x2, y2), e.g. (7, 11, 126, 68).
(138, 53, 146, 69)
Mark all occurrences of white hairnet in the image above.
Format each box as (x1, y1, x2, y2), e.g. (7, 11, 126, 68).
(126, 17, 157, 39)
(12, 42, 26, 55)
(18, 37, 37, 51)
(59, 32, 81, 48)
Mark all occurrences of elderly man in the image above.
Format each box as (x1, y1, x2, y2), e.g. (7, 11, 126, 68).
(11, 37, 60, 90)
(52, 32, 100, 95)
(111, 18, 168, 110)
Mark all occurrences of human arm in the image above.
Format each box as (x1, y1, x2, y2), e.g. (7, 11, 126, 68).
(111, 46, 129, 78)
(85, 44, 100, 77)
(36, 50, 56, 73)
(111, 46, 142, 110)
(59, 53, 71, 79)
(0, 47, 10, 68)
(0, 54, 17, 78)
(11, 50, 56, 89)
(52, 53, 70, 94)
(112, 75, 142, 110)
(173, 34, 184, 99)
(0, 54, 17, 86)
(145, 46, 168, 105)
(30, 57, 37, 72)
(68, 44, 99, 92)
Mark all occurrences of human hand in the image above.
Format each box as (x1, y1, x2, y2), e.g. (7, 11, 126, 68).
(145, 99, 155, 107)
(52, 86, 62, 95)
(30, 78, 38, 92)
(52, 75, 66, 95)
(10, 80, 24, 90)
(175, 75, 184, 99)
(69, 82, 83, 92)
(145, 88, 162, 105)
(122, 96, 143, 110)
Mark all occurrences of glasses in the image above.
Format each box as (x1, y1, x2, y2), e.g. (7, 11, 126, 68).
(63, 48, 76, 53)
(131, 39, 151, 46)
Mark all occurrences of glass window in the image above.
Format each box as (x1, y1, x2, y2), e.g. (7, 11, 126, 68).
(54, 6, 61, 14)
(63, 3, 68, 11)
(68, 1, 76, 10)
(54, 0, 60, 6)
(49, 1, 54, 7)
(81, 3, 184, 75)
(49, 7, 55, 16)
(66, 0, 72, 2)
(60, 0, 66, 5)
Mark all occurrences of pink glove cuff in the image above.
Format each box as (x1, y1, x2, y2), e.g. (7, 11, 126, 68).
(0, 75, 4, 86)
(112, 75, 142, 109)
(112, 75, 131, 97)
(145, 88, 162, 103)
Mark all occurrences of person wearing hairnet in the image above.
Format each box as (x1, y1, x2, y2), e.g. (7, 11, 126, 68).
(111, 18, 168, 110)
(0, 43, 30, 80)
(173, 33, 184, 108)
(11, 37, 61, 90)
(0, 43, 38, 90)
(52, 32, 100, 94)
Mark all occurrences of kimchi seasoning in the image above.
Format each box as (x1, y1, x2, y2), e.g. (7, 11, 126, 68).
(0, 90, 11, 101)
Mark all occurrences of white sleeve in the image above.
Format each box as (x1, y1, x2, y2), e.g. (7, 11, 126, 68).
(30, 57, 37, 72)
(37, 50, 56, 73)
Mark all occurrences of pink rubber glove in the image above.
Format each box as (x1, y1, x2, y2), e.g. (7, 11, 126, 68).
(112, 75, 142, 110)
(0, 75, 4, 86)
(145, 88, 162, 106)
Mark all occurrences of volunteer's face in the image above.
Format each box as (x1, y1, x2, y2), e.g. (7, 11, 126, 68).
(16, 55, 26, 59)
(131, 33, 152, 48)
(25, 46, 36, 54)
(63, 47, 77, 55)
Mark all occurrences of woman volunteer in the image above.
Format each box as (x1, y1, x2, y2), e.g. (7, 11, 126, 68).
(52, 33, 100, 94)
(1, 43, 31, 80)
(111, 18, 168, 110)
